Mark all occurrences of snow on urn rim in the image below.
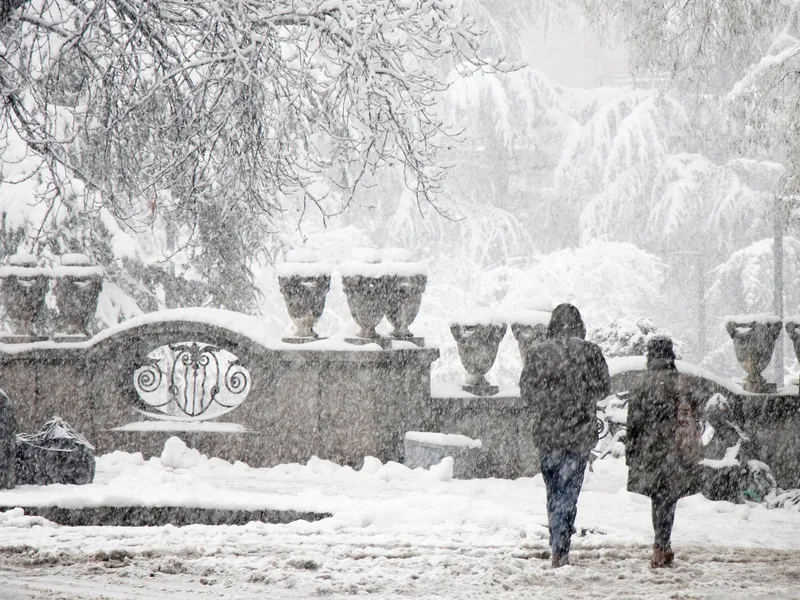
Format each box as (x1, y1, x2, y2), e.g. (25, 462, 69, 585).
(724, 314, 782, 325)
(276, 262, 333, 278)
(276, 249, 333, 278)
(447, 309, 507, 327)
(506, 309, 551, 326)
(285, 249, 320, 263)
(60, 253, 91, 266)
(350, 247, 382, 264)
(0, 265, 104, 277)
(1, 252, 103, 277)
(380, 261, 427, 277)
(338, 261, 427, 278)
(7, 253, 37, 266)
(338, 247, 425, 277)
(382, 247, 415, 262)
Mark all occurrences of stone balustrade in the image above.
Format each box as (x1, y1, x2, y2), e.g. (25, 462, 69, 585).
(1, 251, 800, 489)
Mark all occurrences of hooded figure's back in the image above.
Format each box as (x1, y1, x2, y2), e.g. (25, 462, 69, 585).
(520, 304, 610, 453)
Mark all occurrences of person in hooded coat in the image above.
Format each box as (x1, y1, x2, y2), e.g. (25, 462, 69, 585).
(520, 303, 610, 567)
(626, 336, 703, 568)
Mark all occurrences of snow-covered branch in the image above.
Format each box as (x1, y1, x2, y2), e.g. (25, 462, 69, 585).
(0, 0, 519, 242)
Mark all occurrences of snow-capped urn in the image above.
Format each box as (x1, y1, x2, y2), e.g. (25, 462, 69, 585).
(54, 253, 103, 339)
(0, 253, 49, 340)
(276, 250, 332, 343)
(509, 310, 551, 363)
(7, 253, 37, 267)
(382, 248, 427, 346)
(449, 312, 507, 396)
(340, 248, 387, 344)
(725, 315, 782, 393)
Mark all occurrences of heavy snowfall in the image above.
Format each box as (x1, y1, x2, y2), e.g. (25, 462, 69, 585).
(2, 0, 800, 598)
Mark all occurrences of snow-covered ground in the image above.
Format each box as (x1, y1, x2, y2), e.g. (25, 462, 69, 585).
(1, 439, 800, 599)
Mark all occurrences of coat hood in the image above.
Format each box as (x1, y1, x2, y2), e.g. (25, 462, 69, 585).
(646, 336, 677, 371)
(547, 303, 586, 340)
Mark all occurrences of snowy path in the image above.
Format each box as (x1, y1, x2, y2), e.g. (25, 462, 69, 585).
(1, 440, 800, 599)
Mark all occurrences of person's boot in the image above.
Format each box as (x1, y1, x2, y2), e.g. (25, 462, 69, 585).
(663, 545, 674, 566)
(650, 544, 667, 568)
(551, 553, 570, 568)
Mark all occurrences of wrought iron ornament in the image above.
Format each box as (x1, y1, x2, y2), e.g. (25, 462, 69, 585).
(133, 341, 251, 420)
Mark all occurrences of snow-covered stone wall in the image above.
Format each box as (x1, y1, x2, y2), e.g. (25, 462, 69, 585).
(0, 316, 440, 469)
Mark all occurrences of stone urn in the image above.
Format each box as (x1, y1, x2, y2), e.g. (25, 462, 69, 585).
(0, 253, 50, 340)
(725, 316, 782, 393)
(54, 253, 103, 339)
(450, 317, 507, 396)
(382, 249, 427, 347)
(510, 310, 551, 363)
(341, 249, 389, 347)
(277, 250, 331, 343)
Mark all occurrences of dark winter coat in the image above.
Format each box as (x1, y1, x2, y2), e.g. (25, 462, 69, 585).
(520, 305, 611, 454)
(0, 388, 16, 490)
(625, 360, 703, 499)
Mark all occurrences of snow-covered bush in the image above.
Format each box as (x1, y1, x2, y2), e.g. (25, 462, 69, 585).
(589, 318, 684, 359)
(424, 240, 666, 387)
(766, 489, 800, 512)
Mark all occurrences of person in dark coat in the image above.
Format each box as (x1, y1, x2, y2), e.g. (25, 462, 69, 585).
(626, 336, 703, 568)
(520, 303, 610, 567)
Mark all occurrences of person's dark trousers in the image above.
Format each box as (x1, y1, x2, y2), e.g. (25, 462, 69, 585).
(539, 448, 589, 557)
(651, 491, 678, 549)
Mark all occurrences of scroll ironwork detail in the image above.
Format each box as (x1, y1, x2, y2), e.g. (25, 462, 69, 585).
(132, 341, 251, 420)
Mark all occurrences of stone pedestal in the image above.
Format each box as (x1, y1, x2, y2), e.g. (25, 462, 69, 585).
(739, 392, 800, 490)
(427, 394, 537, 479)
(403, 432, 482, 479)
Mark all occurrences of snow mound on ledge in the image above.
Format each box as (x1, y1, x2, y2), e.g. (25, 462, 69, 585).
(405, 431, 483, 449)
(160, 437, 208, 469)
(0, 507, 56, 528)
(145, 437, 454, 483)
